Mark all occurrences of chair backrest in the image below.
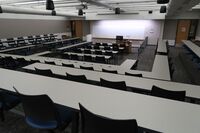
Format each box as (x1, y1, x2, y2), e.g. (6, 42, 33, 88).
(102, 43, 108, 46)
(94, 45, 100, 49)
(79, 103, 138, 133)
(131, 60, 138, 70)
(35, 67, 54, 77)
(84, 55, 92, 61)
(44, 60, 56, 65)
(71, 54, 78, 60)
(104, 46, 111, 50)
(20, 94, 59, 127)
(125, 72, 143, 77)
(100, 78, 126, 91)
(102, 68, 118, 74)
(16, 58, 28, 64)
(80, 65, 94, 71)
(66, 73, 87, 83)
(105, 51, 113, 56)
(95, 50, 102, 55)
(30, 59, 40, 64)
(151, 85, 186, 101)
(95, 56, 106, 63)
(84, 49, 91, 54)
(62, 63, 75, 68)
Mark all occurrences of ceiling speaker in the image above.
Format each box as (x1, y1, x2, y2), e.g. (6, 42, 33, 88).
(160, 6, 166, 13)
(149, 10, 153, 14)
(78, 9, 83, 16)
(0, 6, 2, 13)
(115, 8, 120, 14)
(46, 0, 55, 10)
(157, 0, 169, 4)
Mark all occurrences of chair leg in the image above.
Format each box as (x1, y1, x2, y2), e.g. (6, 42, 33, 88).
(0, 109, 5, 122)
(71, 112, 79, 133)
(48, 130, 55, 133)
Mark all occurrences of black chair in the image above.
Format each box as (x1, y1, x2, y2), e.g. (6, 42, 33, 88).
(3, 56, 18, 69)
(113, 45, 119, 51)
(44, 60, 56, 65)
(79, 103, 138, 133)
(62, 63, 75, 68)
(66, 73, 87, 83)
(95, 50, 103, 55)
(70, 54, 79, 60)
(7, 38, 17, 47)
(131, 60, 138, 70)
(84, 55, 92, 62)
(86, 45, 92, 49)
(61, 53, 70, 59)
(16, 58, 29, 66)
(125, 72, 143, 77)
(80, 65, 94, 71)
(17, 37, 26, 46)
(14, 89, 73, 132)
(93, 45, 100, 50)
(43, 34, 50, 42)
(28, 36, 35, 44)
(100, 78, 126, 91)
(102, 68, 118, 74)
(95, 56, 106, 63)
(73, 48, 82, 53)
(30, 59, 40, 64)
(0, 91, 20, 121)
(102, 43, 108, 46)
(95, 43, 101, 46)
(104, 46, 111, 50)
(35, 67, 54, 77)
(105, 51, 113, 56)
(151, 85, 186, 101)
(35, 35, 42, 44)
(84, 49, 91, 54)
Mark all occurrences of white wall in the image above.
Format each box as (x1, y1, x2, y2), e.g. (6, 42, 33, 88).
(90, 20, 164, 45)
(196, 20, 200, 40)
(163, 20, 178, 40)
(0, 13, 70, 39)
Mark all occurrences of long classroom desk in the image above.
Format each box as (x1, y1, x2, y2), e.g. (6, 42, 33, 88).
(0, 53, 170, 80)
(56, 42, 91, 51)
(157, 40, 167, 55)
(42, 37, 80, 46)
(0, 45, 35, 53)
(182, 40, 200, 58)
(64, 52, 112, 60)
(0, 68, 200, 133)
(23, 62, 200, 99)
(0, 53, 136, 73)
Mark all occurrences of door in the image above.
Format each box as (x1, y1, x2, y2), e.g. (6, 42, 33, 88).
(71, 20, 83, 38)
(176, 20, 191, 44)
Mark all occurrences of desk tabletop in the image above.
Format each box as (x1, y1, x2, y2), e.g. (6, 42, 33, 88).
(151, 55, 171, 80)
(157, 40, 167, 54)
(43, 37, 80, 45)
(23, 62, 200, 99)
(57, 42, 91, 50)
(0, 68, 200, 133)
(64, 52, 111, 60)
(182, 40, 200, 58)
(80, 48, 119, 54)
(0, 53, 170, 80)
(0, 45, 35, 53)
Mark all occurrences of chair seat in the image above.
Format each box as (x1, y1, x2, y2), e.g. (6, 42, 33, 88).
(0, 93, 20, 110)
(26, 117, 57, 129)
(55, 104, 73, 125)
